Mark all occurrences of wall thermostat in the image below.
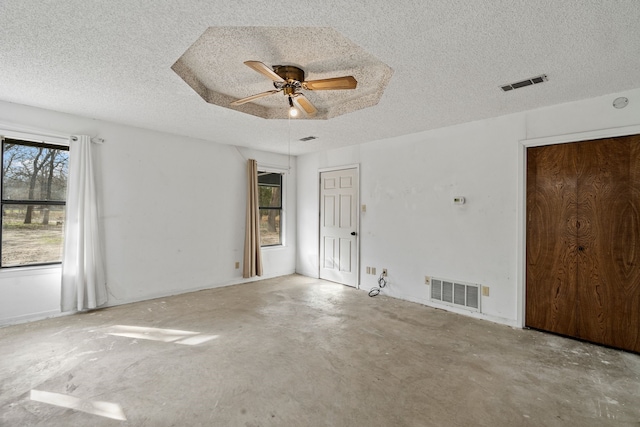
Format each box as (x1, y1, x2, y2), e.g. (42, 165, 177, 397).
(453, 196, 466, 205)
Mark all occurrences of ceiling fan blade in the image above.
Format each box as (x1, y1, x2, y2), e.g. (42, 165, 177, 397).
(244, 61, 285, 83)
(302, 75, 357, 90)
(292, 93, 318, 116)
(230, 90, 280, 106)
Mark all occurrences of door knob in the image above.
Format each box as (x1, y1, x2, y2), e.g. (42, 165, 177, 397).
(351, 231, 357, 236)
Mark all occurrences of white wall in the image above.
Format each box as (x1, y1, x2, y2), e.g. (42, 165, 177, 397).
(0, 100, 296, 325)
(297, 88, 640, 327)
(3, 87, 638, 327)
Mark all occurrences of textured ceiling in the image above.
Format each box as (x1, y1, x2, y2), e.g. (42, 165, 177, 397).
(1, 1, 639, 155)
(172, 27, 393, 120)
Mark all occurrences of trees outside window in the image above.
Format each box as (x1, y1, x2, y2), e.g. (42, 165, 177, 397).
(258, 171, 283, 246)
(1, 138, 69, 267)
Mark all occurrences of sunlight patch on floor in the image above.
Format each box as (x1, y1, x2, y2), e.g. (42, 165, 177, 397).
(30, 390, 126, 421)
(104, 325, 218, 345)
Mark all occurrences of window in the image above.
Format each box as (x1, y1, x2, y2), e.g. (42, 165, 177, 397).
(1, 138, 69, 267)
(258, 171, 283, 246)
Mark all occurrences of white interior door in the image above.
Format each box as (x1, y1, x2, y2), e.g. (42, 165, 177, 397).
(319, 167, 359, 287)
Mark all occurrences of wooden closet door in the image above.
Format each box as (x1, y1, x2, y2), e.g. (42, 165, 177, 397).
(526, 143, 579, 337)
(576, 136, 640, 352)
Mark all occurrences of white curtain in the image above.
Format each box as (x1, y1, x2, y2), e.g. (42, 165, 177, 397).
(61, 135, 107, 312)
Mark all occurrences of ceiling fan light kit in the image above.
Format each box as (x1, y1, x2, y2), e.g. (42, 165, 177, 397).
(287, 96, 299, 117)
(230, 61, 358, 118)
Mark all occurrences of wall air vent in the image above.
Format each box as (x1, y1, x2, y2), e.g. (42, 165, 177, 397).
(430, 277, 481, 312)
(299, 136, 317, 142)
(501, 74, 547, 92)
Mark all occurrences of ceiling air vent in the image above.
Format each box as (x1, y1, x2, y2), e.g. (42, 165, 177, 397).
(501, 74, 547, 92)
(299, 136, 317, 142)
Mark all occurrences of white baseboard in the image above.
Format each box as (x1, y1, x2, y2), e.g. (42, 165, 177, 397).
(0, 309, 71, 327)
(102, 270, 297, 309)
(359, 286, 520, 328)
(0, 271, 298, 327)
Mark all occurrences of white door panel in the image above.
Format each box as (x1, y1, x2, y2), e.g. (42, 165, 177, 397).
(319, 168, 358, 287)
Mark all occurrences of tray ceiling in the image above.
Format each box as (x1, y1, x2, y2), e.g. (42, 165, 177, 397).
(172, 27, 393, 120)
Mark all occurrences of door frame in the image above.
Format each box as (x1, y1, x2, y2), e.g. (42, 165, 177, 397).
(517, 124, 640, 328)
(318, 164, 360, 289)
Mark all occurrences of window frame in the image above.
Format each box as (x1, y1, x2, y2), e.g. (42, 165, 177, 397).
(1, 137, 69, 269)
(257, 169, 286, 248)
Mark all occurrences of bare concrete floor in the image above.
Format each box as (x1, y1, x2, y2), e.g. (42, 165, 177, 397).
(1, 275, 639, 426)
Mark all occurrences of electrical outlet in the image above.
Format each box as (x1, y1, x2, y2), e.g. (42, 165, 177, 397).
(424, 276, 431, 285)
(482, 286, 490, 297)
(382, 268, 387, 276)
(361, 204, 367, 212)
(235, 261, 240, 269)
(366, 266, 371, 274)
(372, 267, 376, 275)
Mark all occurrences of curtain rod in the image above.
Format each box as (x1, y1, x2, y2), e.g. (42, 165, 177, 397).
(71, 136, 105, 144)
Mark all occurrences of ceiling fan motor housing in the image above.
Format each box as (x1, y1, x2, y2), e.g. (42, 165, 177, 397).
(272, 65, 305, 83)
(273, 65, 305, 95)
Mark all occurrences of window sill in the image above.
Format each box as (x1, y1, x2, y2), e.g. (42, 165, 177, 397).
(261, 245, 286, 251)
(0, 264, 62, 278)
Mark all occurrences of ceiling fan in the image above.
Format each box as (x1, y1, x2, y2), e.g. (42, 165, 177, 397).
(230, 61, 358, 117)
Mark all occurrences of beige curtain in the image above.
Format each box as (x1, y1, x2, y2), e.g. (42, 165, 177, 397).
(243, 159, 263, 278)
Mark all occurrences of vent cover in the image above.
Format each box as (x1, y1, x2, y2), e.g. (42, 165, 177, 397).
(430, 277, 481, 312)
(501, 74, 547, 92)
(299, 136, 317, 141)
